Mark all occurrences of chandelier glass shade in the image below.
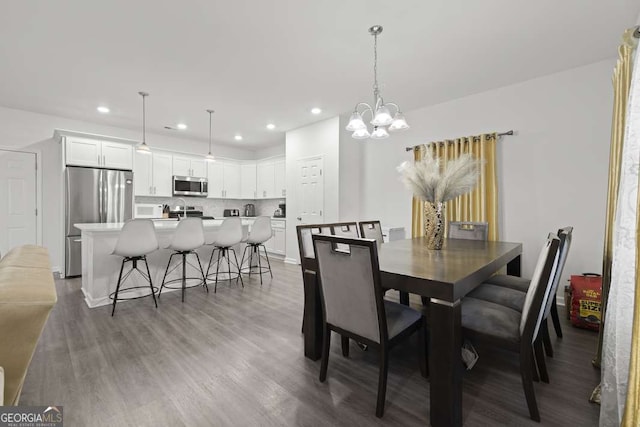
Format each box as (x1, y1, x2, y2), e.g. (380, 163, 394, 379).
(136, 91, 152, 154)
(346, 25, 409, 140)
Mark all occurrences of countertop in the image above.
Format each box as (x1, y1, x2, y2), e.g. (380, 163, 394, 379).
(75, 216, 286, 232)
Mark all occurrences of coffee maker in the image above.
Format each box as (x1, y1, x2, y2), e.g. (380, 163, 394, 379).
(274, 201, 286, 218)
(244, 203, 256, 217)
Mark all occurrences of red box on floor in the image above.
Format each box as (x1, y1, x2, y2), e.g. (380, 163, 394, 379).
(569, 274, 602, 331)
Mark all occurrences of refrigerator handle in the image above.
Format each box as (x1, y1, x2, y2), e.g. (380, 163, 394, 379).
(98, 170, 104, 223)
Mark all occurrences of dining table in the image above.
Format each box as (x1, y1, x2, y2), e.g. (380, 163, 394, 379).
(301, 236, 523, 427)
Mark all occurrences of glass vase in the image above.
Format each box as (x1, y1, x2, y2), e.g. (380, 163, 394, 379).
(424, 202, 445, 250)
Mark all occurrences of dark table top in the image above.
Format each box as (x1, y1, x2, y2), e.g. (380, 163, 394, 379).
(378, 237, 522, 302)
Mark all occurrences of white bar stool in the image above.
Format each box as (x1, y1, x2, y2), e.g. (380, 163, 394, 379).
(110, 219, 159, 316)
(206, 217, 244, 292)
(158, 217, 208, 302)
(240, 216, 273, 285)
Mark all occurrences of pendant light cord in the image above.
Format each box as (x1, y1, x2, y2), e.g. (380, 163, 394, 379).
(373, 32, 379, 99)
(142, 94, 146, 144)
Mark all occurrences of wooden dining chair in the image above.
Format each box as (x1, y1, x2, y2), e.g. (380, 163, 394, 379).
(312, 234, 428, 418)
(358, 220, 384, 246)
(448, 221, 489, 241)
(469, 227, 573, 358)
(461, 233, 560, 422)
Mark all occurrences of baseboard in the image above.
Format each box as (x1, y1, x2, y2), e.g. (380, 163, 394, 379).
(284, 257, 299, 265)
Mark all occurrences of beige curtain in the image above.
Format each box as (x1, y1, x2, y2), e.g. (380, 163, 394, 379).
(595, 28, 637, 369)
(411, 133, 499, 240)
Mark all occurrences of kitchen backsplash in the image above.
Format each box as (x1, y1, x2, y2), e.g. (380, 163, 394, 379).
(135, 196, 285, 218)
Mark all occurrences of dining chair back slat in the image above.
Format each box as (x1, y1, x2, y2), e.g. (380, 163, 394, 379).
(359, 221, 384, 246)
(448, 221, 488, 241)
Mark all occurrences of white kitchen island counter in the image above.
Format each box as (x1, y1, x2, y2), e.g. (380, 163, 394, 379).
(76, 219, 256, 308)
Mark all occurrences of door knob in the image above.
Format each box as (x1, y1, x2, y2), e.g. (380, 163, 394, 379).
(297, 217, 302, 221)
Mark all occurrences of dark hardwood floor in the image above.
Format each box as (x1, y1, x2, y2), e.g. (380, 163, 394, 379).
(21, 261, 600, 426)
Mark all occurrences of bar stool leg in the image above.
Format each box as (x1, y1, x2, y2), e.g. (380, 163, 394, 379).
(194, 252, 208, 293)
(111, 258, 127, 317)
(143, 255, 158, 309)
(240, 245, 249, 274)
(206, 247, 218, 279)
(159, 253, 176, 299)
(214, 248, 222, 293)
(225, 248, 232, 283)
(181, 252, 187, 303)
(261, 244, 273, 278)
(231, 248, 244, 287)
(257, 245, 263, 285)
(248, 245, 254, 279)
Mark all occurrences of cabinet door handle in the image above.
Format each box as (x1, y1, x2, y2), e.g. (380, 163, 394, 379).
(98, 154, 101, 165)
(103, 155, 106, 166)
(153, 186, 156, 194)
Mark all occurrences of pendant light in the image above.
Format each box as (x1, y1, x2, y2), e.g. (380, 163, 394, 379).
(345, 25, 410, 140)
(136, 91, 151, 154)
(204, 109, 215, 162)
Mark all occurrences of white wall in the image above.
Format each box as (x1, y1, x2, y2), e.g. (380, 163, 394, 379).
(338, 113, 363, 220)
(285, 117, 340, 262)
(360, 58, 616, 289)
(0, 105, 264, 272)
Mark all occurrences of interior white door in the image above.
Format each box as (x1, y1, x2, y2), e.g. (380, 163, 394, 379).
(0, 150, 37, 256)
(297, 157, 323, 224)
(152, 153, 173, 197)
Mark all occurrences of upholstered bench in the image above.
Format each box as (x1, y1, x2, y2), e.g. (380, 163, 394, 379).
(0, 245, 57, 405)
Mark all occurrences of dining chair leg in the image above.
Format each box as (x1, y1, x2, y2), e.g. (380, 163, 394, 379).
(319, 325, 331, 382)
(542, 320, 554, 358)
(419, 321, 429, 378)
(520, 350, 541, 422)
(531, 350, 540, 383)
(420, 295, 428, 306)
(111, 259, 126, 316)
(376, 346, 389, 418)
(341, 336, 349, 357)
(194, 252, 209, 293)
(143, 256, 158, 308)
(534, 337, 549, 383)
(550, 298, 563, 338)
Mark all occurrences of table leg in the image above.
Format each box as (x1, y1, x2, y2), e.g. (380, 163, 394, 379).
(430, 298, 462, 427)
(399, 291, 410, 305)
(303, 270, 323, 360)
(507, 254, 521, 277)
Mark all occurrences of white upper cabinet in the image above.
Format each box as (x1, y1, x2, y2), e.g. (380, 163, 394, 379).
(256, 162, 275, 199)
(207, 161, 224, 198)
(274, 160, 286, 198)
(223, 162, 240, 199)
(134, 151, 173, 196)
(240, 163, 257, 199)
(190, 159, 207, 178)
(152, 152, 173, 197)
(66, 137, 132, 169)
(134, 151, 153, 196)
(173, 155, 206, 178)
(66, 137, 101, 167)
(101, 142, 133, 169)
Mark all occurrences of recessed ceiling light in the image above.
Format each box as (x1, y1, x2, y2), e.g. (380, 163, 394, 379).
(234, 135, 243, 141)
(176, 123, 187, 130)
(311, 107, 322, 115)
(266, 123, 276, 130)
(97, 106, 110, 114)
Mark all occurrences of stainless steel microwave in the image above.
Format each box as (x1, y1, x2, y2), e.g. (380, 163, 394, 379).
(173, 176, 208, 197)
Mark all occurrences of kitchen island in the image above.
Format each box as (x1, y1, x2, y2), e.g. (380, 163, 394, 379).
(75, 219, 257, 308)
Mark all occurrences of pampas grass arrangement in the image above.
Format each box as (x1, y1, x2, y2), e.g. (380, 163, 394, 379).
(397, 151, 481, 203)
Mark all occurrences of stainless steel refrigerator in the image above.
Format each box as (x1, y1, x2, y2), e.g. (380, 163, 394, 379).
(65, 167, 133, 277)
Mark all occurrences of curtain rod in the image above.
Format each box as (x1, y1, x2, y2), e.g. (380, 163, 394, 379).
(404, 130, 514, 152)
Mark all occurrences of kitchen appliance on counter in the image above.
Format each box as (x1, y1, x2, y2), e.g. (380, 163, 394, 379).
(244, 203, 256, 217)
(223, 209, 240, 217)
(273, 202, 286, 218)
(173, 175, 208, 197)
(65, 167, 133, 277)
(169, 205, 214, 220)
(135, 203, 164, 219)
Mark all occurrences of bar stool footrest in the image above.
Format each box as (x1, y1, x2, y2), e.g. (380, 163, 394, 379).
(109, 285, 159, 301)
(161, 277, 206, 290)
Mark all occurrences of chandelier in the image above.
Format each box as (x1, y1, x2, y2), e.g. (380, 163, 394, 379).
(346, 25, 409, 140)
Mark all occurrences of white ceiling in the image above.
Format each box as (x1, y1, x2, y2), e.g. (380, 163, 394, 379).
(1, 0, 638, 148)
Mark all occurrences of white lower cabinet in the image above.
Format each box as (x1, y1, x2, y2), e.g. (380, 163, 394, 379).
(265, 220, 285, 255)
